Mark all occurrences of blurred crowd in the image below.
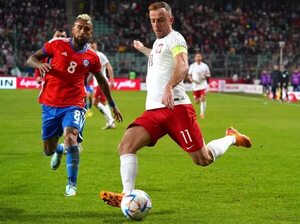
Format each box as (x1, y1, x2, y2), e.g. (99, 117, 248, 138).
(95, 1, 299, 56)
(0, 0, 67, 76)
(0, 0, 299, 80)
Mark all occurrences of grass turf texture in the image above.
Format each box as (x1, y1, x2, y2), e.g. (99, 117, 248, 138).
(0, 89, 299, 223)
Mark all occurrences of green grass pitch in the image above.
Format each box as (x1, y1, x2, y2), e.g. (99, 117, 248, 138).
(0, 89, 299, 223)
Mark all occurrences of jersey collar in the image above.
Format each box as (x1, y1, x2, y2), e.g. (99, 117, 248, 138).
(69, 38, 88, 53)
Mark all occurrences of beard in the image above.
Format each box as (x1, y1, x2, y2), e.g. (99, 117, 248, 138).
(74, 36, 89, 48)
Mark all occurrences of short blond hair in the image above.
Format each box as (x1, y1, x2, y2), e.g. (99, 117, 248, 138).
(148, 2, 172, 15)
(76, 14, 93, 26)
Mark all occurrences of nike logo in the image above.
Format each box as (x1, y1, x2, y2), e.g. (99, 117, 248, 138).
(186, 144, 195, 150)
(61, 52, 68, 56)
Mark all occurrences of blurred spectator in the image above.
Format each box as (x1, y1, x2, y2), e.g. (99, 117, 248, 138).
(279, 64, 289, 101)
(270, 64, 281, 100)
(290, 66, 300, 91)
(260, 69, 271, 95)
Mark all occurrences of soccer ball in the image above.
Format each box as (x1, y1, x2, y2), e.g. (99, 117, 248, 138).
(120, 189, 152, 220)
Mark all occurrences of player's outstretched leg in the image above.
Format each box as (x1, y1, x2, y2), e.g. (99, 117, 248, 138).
(99, 191, 124, 208)
(226, 127, 252, 148)
(50, 143, 64, 170)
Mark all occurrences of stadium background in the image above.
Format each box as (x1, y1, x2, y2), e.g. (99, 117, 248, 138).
(0, 0, 299, 82)
(1, 1, 300, 223)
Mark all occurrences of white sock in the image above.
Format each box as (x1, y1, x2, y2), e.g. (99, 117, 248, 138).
(104, 104, 114, 124)
(97, 102, 110, 124)
(200, 101, 206, 115)
(207, 136, 236, 161)
(120, 154, 138, 193)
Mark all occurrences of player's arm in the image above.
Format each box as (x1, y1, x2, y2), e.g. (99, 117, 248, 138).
(205, 72, 211, 83)
(187, 70, 200, 84)
(27, 49, 52, 74)
(86, 73, 93, 84)
(93, 71, 123, 122)
(133, 40, 151, 57)
(205, 66, 211, 78)
(105, 63, 115, 88)
(162, 49, 189, 109)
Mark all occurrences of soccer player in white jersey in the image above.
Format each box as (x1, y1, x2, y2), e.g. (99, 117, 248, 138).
(100, 1, 252, 207)
(89, 40, 116, 129)
(188, 52, 211, 119)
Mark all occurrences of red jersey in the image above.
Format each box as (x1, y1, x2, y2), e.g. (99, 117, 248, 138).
(34, 58, 47, 79)
(39, 38, 101, 107)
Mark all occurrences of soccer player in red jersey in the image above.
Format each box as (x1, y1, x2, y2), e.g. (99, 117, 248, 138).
(100, 2, 251, 208)
(27, 14, 123, 196)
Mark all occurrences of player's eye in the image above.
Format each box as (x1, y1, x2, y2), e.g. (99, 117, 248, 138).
(84, 27, 91, 32)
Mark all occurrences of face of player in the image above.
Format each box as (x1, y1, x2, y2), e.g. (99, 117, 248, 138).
(72, 19, 93, 47)
(149, 8, 173, 39)
(53, 31, 67, 38)
(90, 42, 97, 51)
(195, 54, 202, 63)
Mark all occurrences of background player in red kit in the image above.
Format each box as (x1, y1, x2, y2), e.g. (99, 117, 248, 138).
(27, 14, 122, 196)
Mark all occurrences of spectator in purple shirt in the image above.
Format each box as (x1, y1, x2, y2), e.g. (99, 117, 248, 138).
(260, 70, 270, 95)
(291, 67, 300, 91)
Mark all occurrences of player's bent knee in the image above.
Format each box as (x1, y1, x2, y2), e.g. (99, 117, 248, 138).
(118, 141, 137, 155)
(64, 128, 79, 145)
(44, 149, 55, 156)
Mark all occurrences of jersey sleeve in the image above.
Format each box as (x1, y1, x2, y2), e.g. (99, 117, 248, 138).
(89, 53, 102, 74)
(205, 64, 211, 77)
(99, 52, 109, 66)
(188, 63, 193, 75)
(169, 32, 188, 57)
(42, 39, 58, 57)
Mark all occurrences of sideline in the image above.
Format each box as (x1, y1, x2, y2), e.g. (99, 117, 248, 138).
(217, 93, 300, 108)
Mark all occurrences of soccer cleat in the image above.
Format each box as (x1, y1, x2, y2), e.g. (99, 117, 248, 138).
(78, 143, 83, 153)
(65, 185, 77, 197)
(102, 121, 116, 130)
(99, 191, 124, 208)
(50, 152, 63, 170)
(226, 127, 252, 148)
(86, 110, 93, 117)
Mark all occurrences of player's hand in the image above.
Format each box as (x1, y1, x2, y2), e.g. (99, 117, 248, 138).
(35, 76, 43, 84)
(109, 80, 115, 89)
(112, 107, 123, 123)
(38, 63, 52, 74)
(162, 87, 174, 109)
(133, 40, 144, 51)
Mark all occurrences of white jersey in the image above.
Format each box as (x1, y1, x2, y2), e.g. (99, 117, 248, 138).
(188, 62, 210, 91)
(146, 30, 191, 110)
(93, 51, 109, 87)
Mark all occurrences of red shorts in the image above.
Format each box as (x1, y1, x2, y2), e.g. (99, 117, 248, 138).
(193, 89, 206, 100)
(128, 104, 204, 152)
(94, 86, 106, 104)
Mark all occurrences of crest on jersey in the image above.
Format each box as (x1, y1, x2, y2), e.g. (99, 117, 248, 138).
(83, 59, 90, 67)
